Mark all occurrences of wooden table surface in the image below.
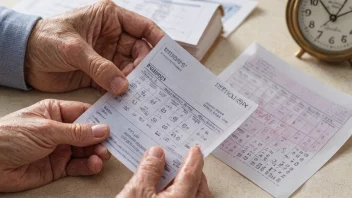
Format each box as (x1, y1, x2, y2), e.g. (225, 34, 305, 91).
(1, 0, 352, 197)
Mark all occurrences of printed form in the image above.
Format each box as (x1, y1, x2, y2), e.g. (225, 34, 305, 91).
(74, 35, 257, 190)
(13, 0, 218, 46)
(212, 43, 352, 197)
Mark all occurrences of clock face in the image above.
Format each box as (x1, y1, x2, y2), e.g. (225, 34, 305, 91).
(298, 0, 352, 52)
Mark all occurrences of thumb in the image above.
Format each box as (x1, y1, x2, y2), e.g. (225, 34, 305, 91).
(74, 43, 129, 95)
(122, 146, 165, 196)
(50, 122, 110, 147)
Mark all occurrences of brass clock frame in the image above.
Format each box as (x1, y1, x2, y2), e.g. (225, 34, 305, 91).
(286, 0, 352, 64)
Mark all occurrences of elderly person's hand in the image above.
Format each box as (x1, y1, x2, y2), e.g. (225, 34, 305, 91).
(116, 146, 211, 198)
(0, 99, 111, 192)
(25, 0, 164, 94)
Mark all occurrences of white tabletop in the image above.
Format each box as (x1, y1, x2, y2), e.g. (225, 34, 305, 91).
(1, 0, 352, 197)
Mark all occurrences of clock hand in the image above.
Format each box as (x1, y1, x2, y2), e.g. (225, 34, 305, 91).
(337, 10, 352, 18)
(322, 0, 349, 26)
(319, 0, 332, 15)
(322, 19, 331, 26)
(336, 0, 348, 16)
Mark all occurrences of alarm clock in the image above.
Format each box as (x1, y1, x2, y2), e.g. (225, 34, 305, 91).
(286, 0, 352, 64)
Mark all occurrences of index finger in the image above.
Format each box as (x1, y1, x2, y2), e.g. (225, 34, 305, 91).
(117, 6, 165, 46)
(46, 100, 91, 123)
(167, 146, 204, 197)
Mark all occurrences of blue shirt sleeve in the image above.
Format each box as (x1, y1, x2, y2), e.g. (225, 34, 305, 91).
(0, 7, 40, 90)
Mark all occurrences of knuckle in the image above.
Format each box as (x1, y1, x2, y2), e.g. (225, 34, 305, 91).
(139, 162, 161, 176)
(97, 0, 116, 12)
(40, 99, 53, 104)
(181, 165, 199, 182)
(100, 0, 113, 7)
(37, 120, 58, 146)
(59, 38, 82, 54)
(39, 99, 61, 116)
(141, 188, 156, 198)
(38, 120, 56, 135)
(39, 99, 56, 108)
(40, 120, 54, 131)
(70, 124, 86, 143)
(145, 22, 159, 37)
(90, 60, 112, 79)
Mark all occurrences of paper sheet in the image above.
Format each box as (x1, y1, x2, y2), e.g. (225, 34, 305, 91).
(74, 35, 257, 190)
(193, 0, 258, 37)
(13, 0, 218, 46)
(212, 43, 352, 198)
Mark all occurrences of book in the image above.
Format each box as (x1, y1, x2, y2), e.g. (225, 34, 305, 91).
(13, 0, 224, 60)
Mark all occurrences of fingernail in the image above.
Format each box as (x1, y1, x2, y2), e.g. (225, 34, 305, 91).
(192, 145, 201, 151)
(110, 77, 128, 94)
(92, 124, 108, 138)
(192, 146, 203, 156)
(95, 144, 108, 154)
(95, 161, 103, 173)
(148, 146, 164, 159)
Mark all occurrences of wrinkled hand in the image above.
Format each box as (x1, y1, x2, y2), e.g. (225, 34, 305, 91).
(117, 146, 211, 198)
(0, 99, 111, 192)
(25, 0, 164, 94)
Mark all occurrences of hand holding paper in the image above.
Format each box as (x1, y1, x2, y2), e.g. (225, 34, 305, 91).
(25, 0, 164, 94)
(117, 146, 211, 198)
(74, 35, 257, 189)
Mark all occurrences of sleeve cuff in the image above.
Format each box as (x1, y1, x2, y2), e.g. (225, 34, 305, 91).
(0, 7, 41, 90)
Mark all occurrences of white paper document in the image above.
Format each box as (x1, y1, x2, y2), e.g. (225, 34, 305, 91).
(74, 35, 257, 189)
(212, 43, 352, 197)
(14, 0, 218, 46)
(194, 0, 258, 37)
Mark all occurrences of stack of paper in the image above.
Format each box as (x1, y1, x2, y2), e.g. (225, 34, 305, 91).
(13, 0, 224, 60)
(193, 0, 258, 37)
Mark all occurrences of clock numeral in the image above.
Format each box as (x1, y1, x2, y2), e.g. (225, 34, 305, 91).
(317, 31, 323, 39)
(309, 21, 315, 28)
(311, 0, 318, 6)
(341, 35, 347, 43)
(305, 9, 312, 16)
(329, 37, 335, 44)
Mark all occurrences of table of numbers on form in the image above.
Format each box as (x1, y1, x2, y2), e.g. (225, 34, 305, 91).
(216, 55, 352, 186)
(85, 65, 226, 180)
